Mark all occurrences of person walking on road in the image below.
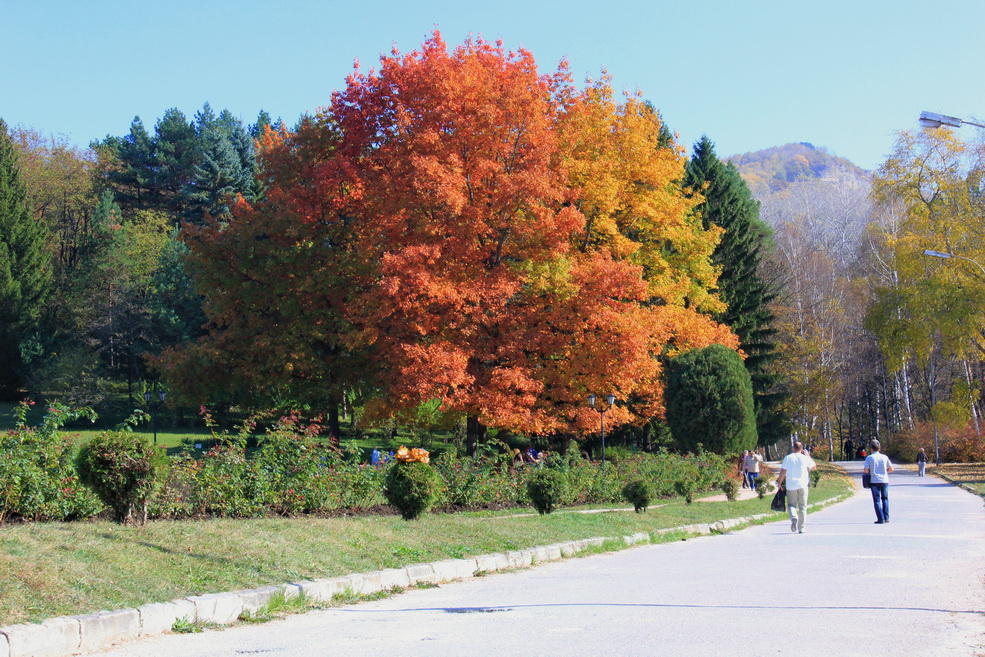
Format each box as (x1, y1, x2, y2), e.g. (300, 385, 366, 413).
(776, 442, 816, 533)
(864, 439, 894, 524)
(916, 447, 927, 477)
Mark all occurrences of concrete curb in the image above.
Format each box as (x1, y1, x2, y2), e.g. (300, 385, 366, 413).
(0, 494, 852, 657)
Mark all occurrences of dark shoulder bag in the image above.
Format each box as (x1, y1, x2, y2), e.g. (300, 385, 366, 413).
(862, 473, 871, 488)
(770, 487, 786, 511)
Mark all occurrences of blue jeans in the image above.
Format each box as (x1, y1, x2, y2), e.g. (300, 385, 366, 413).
(747, 472, 758, 489)
(870, 483, 889, 522)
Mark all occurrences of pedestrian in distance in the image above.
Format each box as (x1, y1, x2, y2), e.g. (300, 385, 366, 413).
(739, 450, 749, 488)
(776, 442, 816, 534)
(744, 449, 763, 491)
(864, 439, 894, 524)
(916, 447, 927, 477)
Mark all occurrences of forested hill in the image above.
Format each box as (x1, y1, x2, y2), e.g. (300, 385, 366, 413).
(726, 142, 869, 196)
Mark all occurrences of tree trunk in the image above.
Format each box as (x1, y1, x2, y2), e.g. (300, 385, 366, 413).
(466, 415, 486, 457)
(964, 360, 981, 438)
(328, 396, 341, 442)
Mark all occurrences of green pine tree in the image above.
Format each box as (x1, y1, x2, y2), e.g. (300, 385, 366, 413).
(684, 136, 787, 445)
(187, 105, 256, 221)
(153, 108, 199, 219)
(146, 228, 206, 350)
(0, 119, 52, 392)
(92, 117, 156, 214)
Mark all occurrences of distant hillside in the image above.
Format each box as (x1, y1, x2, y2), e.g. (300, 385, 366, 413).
(726, 142, 869, 197)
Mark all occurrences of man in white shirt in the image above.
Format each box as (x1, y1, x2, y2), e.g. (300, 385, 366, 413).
(776, 442, 816, 534)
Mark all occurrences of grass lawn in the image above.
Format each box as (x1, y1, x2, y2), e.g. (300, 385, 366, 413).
(0, 462, 852, 626)
(930, 463, 985, 496)
(0, 401, 213, 449)
(0, 401, 455, 456)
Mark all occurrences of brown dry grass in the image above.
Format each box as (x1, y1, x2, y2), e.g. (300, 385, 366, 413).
(932, 463, 985, 495)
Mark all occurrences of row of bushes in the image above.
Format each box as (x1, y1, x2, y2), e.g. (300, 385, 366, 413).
(1, 405, 731, 524)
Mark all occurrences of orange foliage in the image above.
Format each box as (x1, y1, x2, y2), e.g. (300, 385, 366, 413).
(889, 421, 985, 463)
(159, 32, 737, 437)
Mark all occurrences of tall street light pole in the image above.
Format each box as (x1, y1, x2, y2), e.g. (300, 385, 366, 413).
(588, 393, 616, 464)
(922, 249, 985, 466)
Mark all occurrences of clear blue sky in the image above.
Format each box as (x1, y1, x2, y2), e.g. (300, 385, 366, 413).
(3, 0, 983, 171)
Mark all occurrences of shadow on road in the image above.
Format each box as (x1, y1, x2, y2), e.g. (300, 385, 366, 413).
(340, 601, 984, 616)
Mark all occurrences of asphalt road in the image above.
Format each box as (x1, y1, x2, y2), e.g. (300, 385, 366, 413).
(90, 463, 985, 657)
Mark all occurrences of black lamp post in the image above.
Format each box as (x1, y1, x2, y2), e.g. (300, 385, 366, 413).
(588, 393, 616, 464)
(144, 387, 166, 445)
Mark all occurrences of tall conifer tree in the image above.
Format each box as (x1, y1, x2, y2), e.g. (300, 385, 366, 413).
(684, 136, 787, 444)
(153, 108, 199, 219)
(0, 119, 52, 392)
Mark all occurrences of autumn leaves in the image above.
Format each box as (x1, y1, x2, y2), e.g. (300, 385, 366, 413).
(162, 33, 737, 439)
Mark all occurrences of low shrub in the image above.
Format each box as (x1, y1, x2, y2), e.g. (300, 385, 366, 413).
(384, 461, 442, 520)
(254, 415, 337, 515)
(673, 478, 696, 504)
(190, 446, 269, 517)
(622, 480, 651, 512)
(433, 451, 505, 507)
(0, 401, 102, 524)
(76, 429, 168, 524)
(148, 452, 197, 519)
(526, 468, 567, 515)
(810, 469, 822, 488)
(721, 476, 740, 501)
(754, 475, 773, 499)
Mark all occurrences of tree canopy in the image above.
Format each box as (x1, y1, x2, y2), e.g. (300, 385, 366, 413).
(0, 119, 52, 392)
(158, 33, 738, 442)
(684, 136, 786, 445)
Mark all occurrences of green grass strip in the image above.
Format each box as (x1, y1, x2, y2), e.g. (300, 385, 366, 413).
(0, 465, 852, 625)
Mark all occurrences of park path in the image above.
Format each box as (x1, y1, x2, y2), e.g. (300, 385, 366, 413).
(90, 463, 985, 657)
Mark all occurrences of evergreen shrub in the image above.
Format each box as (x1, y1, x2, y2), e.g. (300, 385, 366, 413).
(665, 344, 757, 454)
(76, 430, 168, 524)
(622, 480, 651, 512)
(526, 468, 567, 515)
(384, 461, 442, 520)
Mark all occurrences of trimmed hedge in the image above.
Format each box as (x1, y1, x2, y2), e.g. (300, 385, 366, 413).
(1, 407, 730, 523)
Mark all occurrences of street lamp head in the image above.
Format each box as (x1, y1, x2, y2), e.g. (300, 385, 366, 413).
(588, 394, 596, 408)
(143, 391, 151, 403)
(919, 111, 985, 130)
(606, 393, 616, 406)
(159, 390, 167, 402)
(919, 111, 964, 129)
